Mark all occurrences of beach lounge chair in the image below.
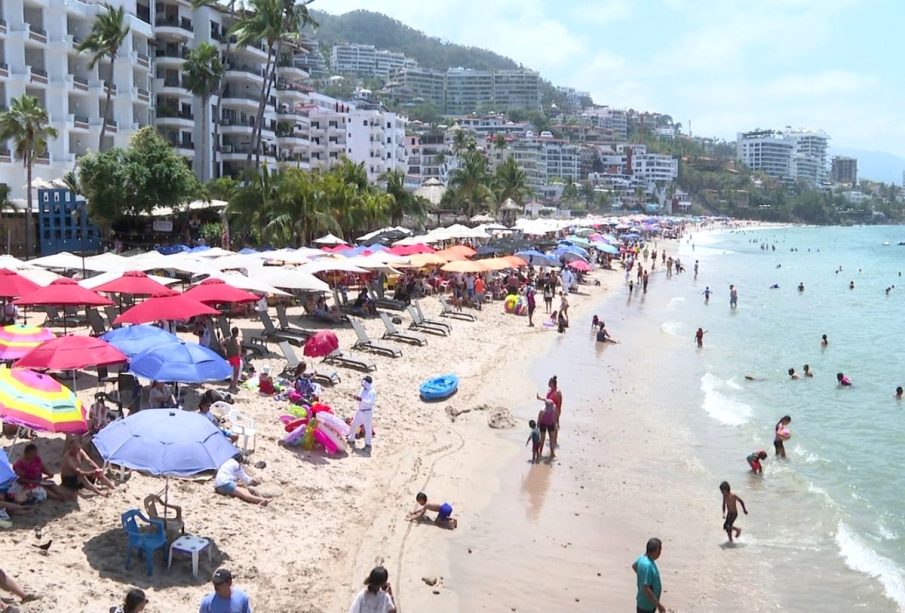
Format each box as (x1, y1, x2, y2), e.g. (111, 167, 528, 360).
(438, 295, 477, 322)
(87, 308, 107, 336)
(323, 348, 377, 373)
(378, 312, 427, 346)
(367, 288, 407, 311)
(406, 306, 450, 337)
(276, 340, 339, 386)
(413, 300, 452, 333)
(258, 311, 304, 347)
(349, 318, 402, 358)
(274, 304, 314, 338)
(121, 509, 168, 576)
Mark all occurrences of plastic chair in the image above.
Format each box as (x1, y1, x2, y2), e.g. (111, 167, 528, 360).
(143, 494, 184, 541)
(121, 509, 167, 576)
(226, 408, 257, 453)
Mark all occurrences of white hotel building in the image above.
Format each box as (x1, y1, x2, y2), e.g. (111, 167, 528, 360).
(736, 128, 829, 186)
(0, 0, 364, 199)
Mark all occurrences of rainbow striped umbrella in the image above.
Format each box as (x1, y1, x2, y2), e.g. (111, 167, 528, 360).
(0, 325, 54, 361)
(0, 366, 86, 434)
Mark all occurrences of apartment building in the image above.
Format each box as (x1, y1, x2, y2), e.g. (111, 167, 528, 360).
(295, 36, 327, 80)
(445, 68, 494, 116)
(0, 0, 155, 197)
(345, 106, 407, 183)
(830, 156, 857, 185)
(580, 107, 628, 142)
(737, 128, 829, 186)
(330, 42, 377, 75)
(507, 134, 580, 196)
(390, 67, 445, 109)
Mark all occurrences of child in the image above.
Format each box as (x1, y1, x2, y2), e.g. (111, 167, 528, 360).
(719, 481, 748, 542)
(258, 366, 275, 395)
(837, 372, 852, 386)
(591, 315, 600, 330)
(406, 492, 457, 530)
(526, 420, 541, 463)
(746, 450, 768, 474)
(695, 327, 707, 348)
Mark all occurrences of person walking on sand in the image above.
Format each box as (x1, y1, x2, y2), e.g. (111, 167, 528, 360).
(347, 375, 376, 452)
(200, 569, 252, 613)
(632, 538, 665, 613)
(221, 326, 242, 394)
(719, 481, 748, 543)
(525, 282, 536, 327)
(774, 416, 792, 458)
(559, 292, 569, 327)
(348, 566, 396, 613)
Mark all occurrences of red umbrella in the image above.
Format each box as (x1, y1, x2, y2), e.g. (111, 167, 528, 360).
(183, 278, 260, 305)
(0, 268, 40, 298)
(567, 260, 591, 272)
(114, 294, 220, 325)
(15, 334, 127, 370)
(14, 278, 113, 307)
(92, 270, 179, 297)
(303, 330, 339, 358)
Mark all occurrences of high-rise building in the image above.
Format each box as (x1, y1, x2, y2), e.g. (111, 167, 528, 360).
(345, 106, 407, 183)
(391, 67, 445, 109)
(507, 135, 580, 196)
(736, 128, 829, 186)
(330, 43, 377, 75)
(830, 156, 857, 185)
(445, 68, 494, 116)
(581, 107, 628, 142)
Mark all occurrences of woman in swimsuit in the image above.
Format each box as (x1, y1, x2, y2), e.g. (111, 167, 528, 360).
(773, 416, 792, 458)
(537, 376, 563, 443)
(535, 400, 558, 460)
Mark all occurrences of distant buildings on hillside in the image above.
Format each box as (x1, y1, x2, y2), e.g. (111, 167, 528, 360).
(736, 128, 830, 186)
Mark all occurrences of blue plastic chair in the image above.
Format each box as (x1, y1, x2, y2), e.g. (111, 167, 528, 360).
(121, 509, 167, 576)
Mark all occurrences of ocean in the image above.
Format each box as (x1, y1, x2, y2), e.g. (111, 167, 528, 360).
(663, 224, 905, 610)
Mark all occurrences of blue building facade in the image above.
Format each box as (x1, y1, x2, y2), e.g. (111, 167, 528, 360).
(36, 188, 102, 255)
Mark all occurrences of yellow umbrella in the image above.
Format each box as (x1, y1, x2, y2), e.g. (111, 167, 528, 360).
(441, 260, 488, 273)
(480, 258, 517, 271)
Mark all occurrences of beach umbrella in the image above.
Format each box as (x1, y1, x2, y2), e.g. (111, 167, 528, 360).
(0, 366, 86, 434)
(402, 253, 447, 268)
(101, 325, 180, 359)
(555, 243, 589, 259)
(90, 270, 179, 297)
(0, 268, 39, 298)
(253, 268, 329, 292)
(303, 331, 339, 358)
(14, 278, 114, 309)
(514, 251, 559, 267)
(0, 325, 54, 361)
(441, 260, 488, 273)
(439, 245, 476, 258)
(26, 252, 85, 270)
(129, 341, 231, 384)
(15, 335, 127, 371)
(299, 259, 368, 275)
(432, 248, 468, 262)
(502, 256, 528, 269)
(93, 409, 238, 477)
(0, 447, 14, 485)
(81, 271, 179, 292)
(312, 233, 347, 246)
(567, 260, 591, 273)
(114, 294, 220, 325)
(388, 245, 435, 256)
(593, 242, 619, 255)
(184, 278, 260, 306)
(201, 272, 290, 297)
(552, 250, 588, 265)
(478, 258, 515, 271)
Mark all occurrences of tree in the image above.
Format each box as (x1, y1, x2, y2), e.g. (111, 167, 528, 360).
(268, 168, 338, 245)
(76, 4, 129, 150)
(561, 180, 579, 208)
(381, 169, 426, 226)
(493, 157, 529, 209)
(407, 102, 441, 125)
(448, 148, 493, 217)
(79, 127, 199, 231)
(0, 95, 58, 255)
(226, 167, 278, 244)
(183, 42, 223, 183)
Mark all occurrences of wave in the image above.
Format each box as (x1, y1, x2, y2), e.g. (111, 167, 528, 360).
(836, 521, 905, 609)
(660, 320, 685, 337)
(667, 296, 685, 309)
(700, 372, 753, 426)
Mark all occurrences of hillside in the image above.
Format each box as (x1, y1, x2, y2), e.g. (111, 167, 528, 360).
(310, 9, 523, 72)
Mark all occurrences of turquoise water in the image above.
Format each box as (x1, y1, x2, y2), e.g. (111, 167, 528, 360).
(661, 225, 905, 609)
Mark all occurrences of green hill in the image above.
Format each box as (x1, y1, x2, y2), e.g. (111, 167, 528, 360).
(310, 9, 524, 72)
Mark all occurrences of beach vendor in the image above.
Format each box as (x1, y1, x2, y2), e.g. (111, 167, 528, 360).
(347, 376, 376, 452)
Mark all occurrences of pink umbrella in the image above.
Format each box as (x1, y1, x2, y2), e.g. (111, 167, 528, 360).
(303, 331, 339, 358)
(14, 278, 113, 308)
(183, 278, 260, 306)
(15, 335, 127, 371)
(567, 260, 591, 272)
(0, 268, 39, 299)
(114, 294, 219, 325)
(388, 244, 435, 256)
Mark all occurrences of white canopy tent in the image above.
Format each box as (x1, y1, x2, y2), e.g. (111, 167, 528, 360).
(27, 251, 86, 270)
(312, 233, 347, 246)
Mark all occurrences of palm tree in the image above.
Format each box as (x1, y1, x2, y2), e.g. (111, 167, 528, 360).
(0, 95, 58, 256)
(269, 168, 338, 245)
(448, 148, 493, 218)
(493, 157, 529, 210)
(381, 169, 426, 226)
(561, 179, 580, 209)
(76, 4, 129, 150)
(183, 42, 223, 182)
(227, 166, 278, 244)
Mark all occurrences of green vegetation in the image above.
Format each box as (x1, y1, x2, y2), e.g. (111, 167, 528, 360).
(0, 95, 58, 255)
(78, 127, 200, 232)
(182, 42, 223, 182)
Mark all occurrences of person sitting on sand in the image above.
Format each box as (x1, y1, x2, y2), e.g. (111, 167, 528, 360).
(12, 443, 67, 503)
(110, 588, 147, 613)
(313, 295, 343, 323)
(213, 453, 269, 506)
(60, 439, 115, 499)
(148, 380, 176, 409)
(406, 492, 457, 530)
(293, 363, 320, 400)
(348, 566, 396, 613)
(257, 366, 275, 395)
(197, 395, 239, 444)
(746, 450, 768, 474)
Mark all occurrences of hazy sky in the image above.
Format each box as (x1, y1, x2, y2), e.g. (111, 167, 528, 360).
(319, 0, 905, 158)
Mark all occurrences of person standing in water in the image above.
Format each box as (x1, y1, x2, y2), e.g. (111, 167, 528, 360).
(693, 260, 699, 280)
(538, 375, 563, 431)
(694, 328, 707, 348)
(729, 285, 738, 309)
(774, 416, 792, 458)
(719, 481, 748, 543)
(821, 334, 828, 348)
(703, 287, 711, 303)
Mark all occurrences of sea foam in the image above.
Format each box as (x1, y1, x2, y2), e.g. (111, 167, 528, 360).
(700, 372, 752, 426)
(836, 521, 905, 610)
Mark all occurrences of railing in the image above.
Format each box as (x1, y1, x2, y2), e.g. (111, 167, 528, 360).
(220, 118, 254, 128)
(0, 63, 7, 75)
(168, 139, 194, 149)
(155, 14, 193, 32)
(73, 114, 89, 125)
(162, 77, 182, 88)
(72, 75, 89, 89)
(35, 155, 50, 165)
(105, 120, 117, 128)
(0, 149, 11, 160)
(104, 81, 117, 94)
(180, 17, 193, 32)
(0, 19, 7, 32)
(155, 46, 187, 59)
(155, 108, 193, 120)
(136, 87, 150, 99)
(225, 65, 263, 78)
(136, 52, 150, 65)
(28, 25, 47, 42)
(221, 92, 259, 102)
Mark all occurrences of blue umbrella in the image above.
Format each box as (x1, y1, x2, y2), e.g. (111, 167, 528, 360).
(93, 409, 237, 477)
(188, 245, 211, 254)
(130, 341, 230, 383)
(238, 247, 259, 255)
(556, 243, 589, 259)
(592, 241, 619, 255)
(101, 325, 180, 359)
(156, 244, 190, 255)
(0, 447, 14, 486)
(514, 250, 559, 267)
(551, 250, 588, 264)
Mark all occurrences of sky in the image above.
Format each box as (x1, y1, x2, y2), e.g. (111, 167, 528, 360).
(319, 0, 905, 168)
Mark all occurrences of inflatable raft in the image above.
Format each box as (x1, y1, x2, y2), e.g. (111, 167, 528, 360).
(420, 374, 459, 401)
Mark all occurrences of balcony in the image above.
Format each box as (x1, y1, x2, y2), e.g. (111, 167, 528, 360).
(30, 67, 48, 84)
(28, 24, 47, 44)
(168, 138, 195, 155)
(0, 149, 11, 163)
(224, 64, 264, 84)
(135, 87, 151, 102)
(154, 46, 187, 66)
(156, 107, 193, 121)
(0, 19, 7, 34)
(105, 120, 118, 132)
(70, 74, 89, 91)
(155, 76, 190, 96)
(154, 14, 193, 38)
(136, 52, 151, 68)
(104, 81, 117, 95)
(72, 114, 90, 129)
(219, 91, 260, 110)
(0, 63, 7, 77)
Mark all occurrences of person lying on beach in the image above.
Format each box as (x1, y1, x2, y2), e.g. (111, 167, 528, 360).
(526, 419, 541, 464)
(837, 372, 852, 387)
(213, 453, 270, 506)
(746, 450, 768, 474)
(60, 439, 115, 499)
(406, 492, 457, 529)
(719, 481, 748, 543)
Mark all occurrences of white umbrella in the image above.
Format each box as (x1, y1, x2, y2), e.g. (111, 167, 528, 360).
(392, 235, 430, 246)
(209, 254, 265, 271)
(0, 255, 27, 269)
(299, 258, 368, 275)
(469, 214, 495, 223)
(15, 267, 61, 287)
(254, 267, 329, 292)
(357, 226, 413, 242)
(27, 251, 85, 270)
(200, 271, 290, 296)
(312, 233, 347, 246)
(191, 247, 234, 258)
(341, 257, 400, 274)
(82, 252, 130, 273)
(79, 270, 180, 290)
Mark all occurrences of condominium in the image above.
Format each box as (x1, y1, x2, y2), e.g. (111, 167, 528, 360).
(830, 156, 857, 185)
(507, 134, 580, 196)
(330, 42, 377, 75)
(345, 105, 407, 183)
(581, 107, 628, 142)
(736, 128, 829, 186)
(445, 68, 540, 115)
(390, 67, 445, 109)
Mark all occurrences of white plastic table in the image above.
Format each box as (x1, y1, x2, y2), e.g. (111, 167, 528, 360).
(167, 534, 211, 577)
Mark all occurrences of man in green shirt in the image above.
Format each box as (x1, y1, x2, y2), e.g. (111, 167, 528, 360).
(632, 537, 664, 613)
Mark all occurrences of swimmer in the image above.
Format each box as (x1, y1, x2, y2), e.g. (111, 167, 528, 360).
(703, 287, 711, 304)
(803, 364, 813, 378)
(837, 372, 852, 387)
(896, 386, 903, 400)
(744, 375, 765, 381)
(820, 334, 828, 348)
(849, 281, 855, 290)
(798, 282, 805, 292)
(788, 368, 799, 380)
(746, 450, 768, 474)
(769, 283, 780, 289)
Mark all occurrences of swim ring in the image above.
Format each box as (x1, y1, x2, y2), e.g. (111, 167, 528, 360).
(503, 295, 528, 316)
(420, 374, 459, 401)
